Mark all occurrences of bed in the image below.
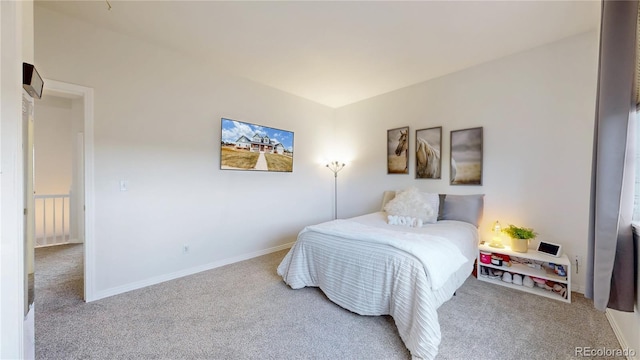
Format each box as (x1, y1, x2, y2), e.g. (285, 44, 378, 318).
(277, 190, 483, 360)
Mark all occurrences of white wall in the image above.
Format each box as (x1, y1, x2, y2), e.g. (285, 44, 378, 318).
(335, 31, 599, 293)
(35, 6, 335, 299)
(34, 95, 74, 194)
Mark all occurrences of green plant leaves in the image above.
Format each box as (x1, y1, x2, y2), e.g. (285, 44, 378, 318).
(502, 224, 537, 239)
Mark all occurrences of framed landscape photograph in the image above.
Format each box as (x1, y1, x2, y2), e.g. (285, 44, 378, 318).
(220, 118, 294, 172)
(387, 126, 409, 174)
(450, 127, 483, 185)
(415, 126, 442, 179)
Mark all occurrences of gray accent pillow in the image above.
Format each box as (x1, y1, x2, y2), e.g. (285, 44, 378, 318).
(437, 194, 447, 220)
(439, 194, 484, 227)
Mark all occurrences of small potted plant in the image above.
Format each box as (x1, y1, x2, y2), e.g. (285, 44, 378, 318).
(502, 224, 537, 253)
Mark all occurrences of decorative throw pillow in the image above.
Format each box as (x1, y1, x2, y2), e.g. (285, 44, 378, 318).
(383, 187, 438, 224)
(387, 215, 423, 227)
(437, 194, 447, 220)
(439, 194, 484, 227)
(380, 191, 397, 211)
(420, 192, 440, 224)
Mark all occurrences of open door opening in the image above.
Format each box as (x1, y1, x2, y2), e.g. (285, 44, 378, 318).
(32, 90, 85, 303)
(29, 79, 94, 305)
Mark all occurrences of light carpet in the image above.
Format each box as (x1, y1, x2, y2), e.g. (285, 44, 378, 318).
(35, 244, 623, 359)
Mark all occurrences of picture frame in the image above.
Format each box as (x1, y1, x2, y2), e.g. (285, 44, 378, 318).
(220, 118, 294, 172)
(450, 127, 483, 185)
(415, 126, 442, 179)
(387, 126, 409, 174)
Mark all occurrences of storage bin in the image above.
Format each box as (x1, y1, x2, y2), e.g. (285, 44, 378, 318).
(490, 256, 503, 266)
(510, 238, 529, 253)
(493, 253, 511, 262)
(479, 251, 492, 264)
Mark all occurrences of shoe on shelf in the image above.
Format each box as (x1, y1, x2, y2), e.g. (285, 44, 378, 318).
(480, 266, 488, 277)
(512, 274, 523, 285)
(502, 272, 513, 283)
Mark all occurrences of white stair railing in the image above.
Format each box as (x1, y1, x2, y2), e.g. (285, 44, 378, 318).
(34, 193, 71, 247)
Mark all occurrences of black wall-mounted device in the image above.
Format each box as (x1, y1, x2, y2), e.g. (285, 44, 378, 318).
(23, 62, 43, 99)
(537, 240, 562, 257)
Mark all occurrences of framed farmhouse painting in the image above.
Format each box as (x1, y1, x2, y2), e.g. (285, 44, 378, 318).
(450, 127, 483, 185)
(387, 126, 409, 174)
(220, 118, 294, 172)
(415, 127, 442, 179)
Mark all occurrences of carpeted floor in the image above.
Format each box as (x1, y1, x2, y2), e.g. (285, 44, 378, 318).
(35, 244, 623, 359)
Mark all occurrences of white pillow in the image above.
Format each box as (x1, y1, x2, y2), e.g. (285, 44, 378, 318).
(380, 191, 397, 211)
(387, 215, 423, 227)
(421, 192, 440, 224)
(383, 187, 439, 224)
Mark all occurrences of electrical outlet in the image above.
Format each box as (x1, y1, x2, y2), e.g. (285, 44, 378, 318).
(183, 245, 189, 254)
(573, 255, 580, 274)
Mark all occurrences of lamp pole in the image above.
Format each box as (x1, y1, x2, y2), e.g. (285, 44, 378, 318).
(326, 161, 345, 219)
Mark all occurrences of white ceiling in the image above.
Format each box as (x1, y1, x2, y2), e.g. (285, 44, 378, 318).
(35, 0, 600, 108)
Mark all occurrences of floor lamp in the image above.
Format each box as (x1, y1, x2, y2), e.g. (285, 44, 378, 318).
(326, 161, 345, 220)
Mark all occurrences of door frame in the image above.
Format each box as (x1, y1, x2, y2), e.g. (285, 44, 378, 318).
(41, 79, 95, 302)
(1, 1, 28, 357)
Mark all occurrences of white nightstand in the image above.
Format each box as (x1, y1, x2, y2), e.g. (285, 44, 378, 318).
(477, 241, 571, 303)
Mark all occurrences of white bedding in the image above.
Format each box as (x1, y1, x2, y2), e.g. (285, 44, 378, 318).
(277, 212, 478, 360)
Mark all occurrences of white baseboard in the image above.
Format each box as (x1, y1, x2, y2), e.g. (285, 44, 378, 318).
(606, 309, 639, 360)
(91, 242, 295, 302)
(34, 237, 82, 248)
(35, 241, 73, 248)
(571, 284, 585, 294)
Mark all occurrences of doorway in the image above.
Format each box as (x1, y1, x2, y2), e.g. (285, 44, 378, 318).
(31, 79, 95, 302)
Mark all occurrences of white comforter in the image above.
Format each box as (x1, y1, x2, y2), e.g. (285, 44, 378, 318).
(277, 212, 478, 360)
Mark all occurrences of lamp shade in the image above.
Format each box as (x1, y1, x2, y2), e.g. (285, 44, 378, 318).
(489, 220, 504, 248)
(493, 220, 502, 235)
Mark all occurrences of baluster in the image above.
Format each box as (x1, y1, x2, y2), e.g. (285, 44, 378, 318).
(53, 198, 57, 244)
(62, 196, 66, 242)
(43, 198, 47, 245)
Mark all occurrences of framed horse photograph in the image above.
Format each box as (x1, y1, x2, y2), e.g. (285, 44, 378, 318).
(387, 126, 409, 174)
(450, 127, 483, 185)
(415, 127, 442, 179)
